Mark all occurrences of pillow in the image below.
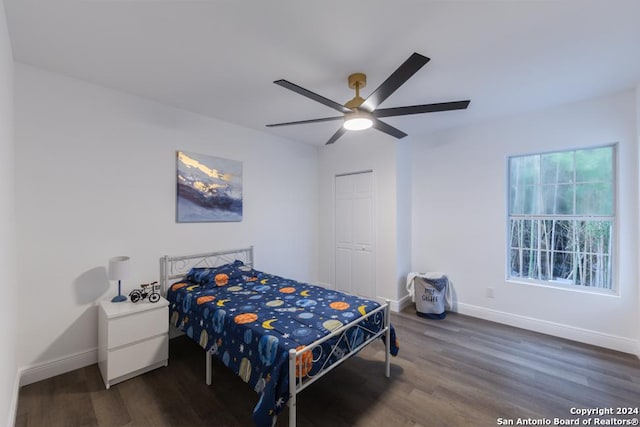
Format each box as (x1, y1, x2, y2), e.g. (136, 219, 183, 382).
(186, 260, 246, 286)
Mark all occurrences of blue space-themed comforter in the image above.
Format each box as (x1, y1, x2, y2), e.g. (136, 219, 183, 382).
(166, 260, 398, 427)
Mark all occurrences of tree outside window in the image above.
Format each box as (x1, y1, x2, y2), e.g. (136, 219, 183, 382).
(508, 145, 615, 290)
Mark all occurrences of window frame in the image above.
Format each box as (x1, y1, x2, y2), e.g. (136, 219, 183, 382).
(505, 144, 617, 294)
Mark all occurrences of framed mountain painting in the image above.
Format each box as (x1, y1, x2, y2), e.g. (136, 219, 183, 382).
(176, 151, 243, 222)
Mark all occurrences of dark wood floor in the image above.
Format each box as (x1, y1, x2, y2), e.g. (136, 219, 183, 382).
(16, 307, 640, 427)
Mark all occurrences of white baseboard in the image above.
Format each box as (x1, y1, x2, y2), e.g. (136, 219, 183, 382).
(19, 348, 97, 387)
(397, 294, 413, 312)
(377, 293, 411, 313)
(456, 302, 638, 355)
(388, 294, 411, 312)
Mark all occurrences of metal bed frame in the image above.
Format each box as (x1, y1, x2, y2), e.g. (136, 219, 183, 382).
(160, 247, 391, 427)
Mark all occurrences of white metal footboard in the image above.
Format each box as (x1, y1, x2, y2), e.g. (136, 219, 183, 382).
(287, 301, 391, 427)
(203, 299, 392, 426)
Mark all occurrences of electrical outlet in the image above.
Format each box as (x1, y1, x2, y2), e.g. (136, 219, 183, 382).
(486, 287, 495, 299)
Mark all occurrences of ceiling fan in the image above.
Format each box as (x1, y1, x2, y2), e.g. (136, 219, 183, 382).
(266, 52, 470, 145)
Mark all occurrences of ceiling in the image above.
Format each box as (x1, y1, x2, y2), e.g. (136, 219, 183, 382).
(4, 0, 640, 146)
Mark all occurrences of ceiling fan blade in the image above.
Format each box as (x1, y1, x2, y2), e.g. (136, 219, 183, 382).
(274, 79, 352, 114)
(373, 100, 471, 118)
(372, 118, 407, 139)
(361, 53, 430, 112)
(325, 127, 347, 145)
(266, 116, 343, 127)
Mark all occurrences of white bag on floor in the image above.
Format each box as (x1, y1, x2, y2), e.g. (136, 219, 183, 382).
(406, 272, 451, 319)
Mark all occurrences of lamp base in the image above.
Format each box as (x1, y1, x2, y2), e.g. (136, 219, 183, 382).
(111, 294, 127, 303)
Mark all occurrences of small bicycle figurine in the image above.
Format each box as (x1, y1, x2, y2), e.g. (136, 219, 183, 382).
(129, 281, 160, 303)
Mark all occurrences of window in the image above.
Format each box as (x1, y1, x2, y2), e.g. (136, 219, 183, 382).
(507, 145, 615, 291)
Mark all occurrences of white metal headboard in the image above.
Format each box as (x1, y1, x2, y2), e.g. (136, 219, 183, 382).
(159, 246, 254, 295)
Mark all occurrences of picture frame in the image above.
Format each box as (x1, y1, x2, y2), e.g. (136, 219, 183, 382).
(176, 150, 243, 222)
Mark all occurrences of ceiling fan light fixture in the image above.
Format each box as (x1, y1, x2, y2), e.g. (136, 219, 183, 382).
(267, 53, 470, 145)
(343, 110, 373, 131)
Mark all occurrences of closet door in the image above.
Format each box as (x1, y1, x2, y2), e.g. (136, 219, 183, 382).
(335, 171, 375, 299)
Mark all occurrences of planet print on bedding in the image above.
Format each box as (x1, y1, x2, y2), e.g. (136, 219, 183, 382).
(212, 309, 226, 333)
(234, 312, 258, 324)
(258, 335, 279, 366)
(182, 293, 193, 312)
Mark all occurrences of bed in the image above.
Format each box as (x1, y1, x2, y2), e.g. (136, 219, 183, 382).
(160, 247, 397, 427)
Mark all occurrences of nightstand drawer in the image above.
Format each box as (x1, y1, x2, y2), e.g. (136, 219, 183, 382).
(108, 334, 168, 380)
(108, 305, 168, 348)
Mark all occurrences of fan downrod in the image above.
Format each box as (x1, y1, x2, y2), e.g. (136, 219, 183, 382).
(345, 73, 367, 109)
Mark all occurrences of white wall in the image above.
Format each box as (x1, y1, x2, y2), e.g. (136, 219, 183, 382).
(318, 132, 400, 306)
(410, 90, 638, 353)
(636, 85, 640, 358)
(0, 2, 17, 425)
(14, 64, 319, 381)
(396, 140, 412, 300)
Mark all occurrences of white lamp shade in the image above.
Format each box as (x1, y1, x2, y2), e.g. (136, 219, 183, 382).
(108, 256, 131, 281)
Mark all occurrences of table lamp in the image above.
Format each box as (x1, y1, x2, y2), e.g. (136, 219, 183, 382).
(108, 256, 130, 302)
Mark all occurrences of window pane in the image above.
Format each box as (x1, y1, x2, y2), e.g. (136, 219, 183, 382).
(575, 147, 612, 183)
(578, 220, 612, 255)
(538, 250, 551, 280)
(510, 155, 540, 186)
(552, 251, 574, 283)
(572, 220, 612, 288)
(540, 219, 571, 252)
(510, 249, 537, 278)
(549, 220, 573, 253)
(509, 219, 612, 289)
(541, 151, 574, 184)
(576, 182, 613, 215)
(510, 185, 538, 214)
(509, 219, 538, 250)
(510, 219, 523, 248)
(575, 254, 611, 288)
(539, 220, 552, 251)
(510, 249, 522, 277)
(541, 184, 574, 215)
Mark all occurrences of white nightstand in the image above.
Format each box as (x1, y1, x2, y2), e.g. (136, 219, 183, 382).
(98, 297, 169, 389)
